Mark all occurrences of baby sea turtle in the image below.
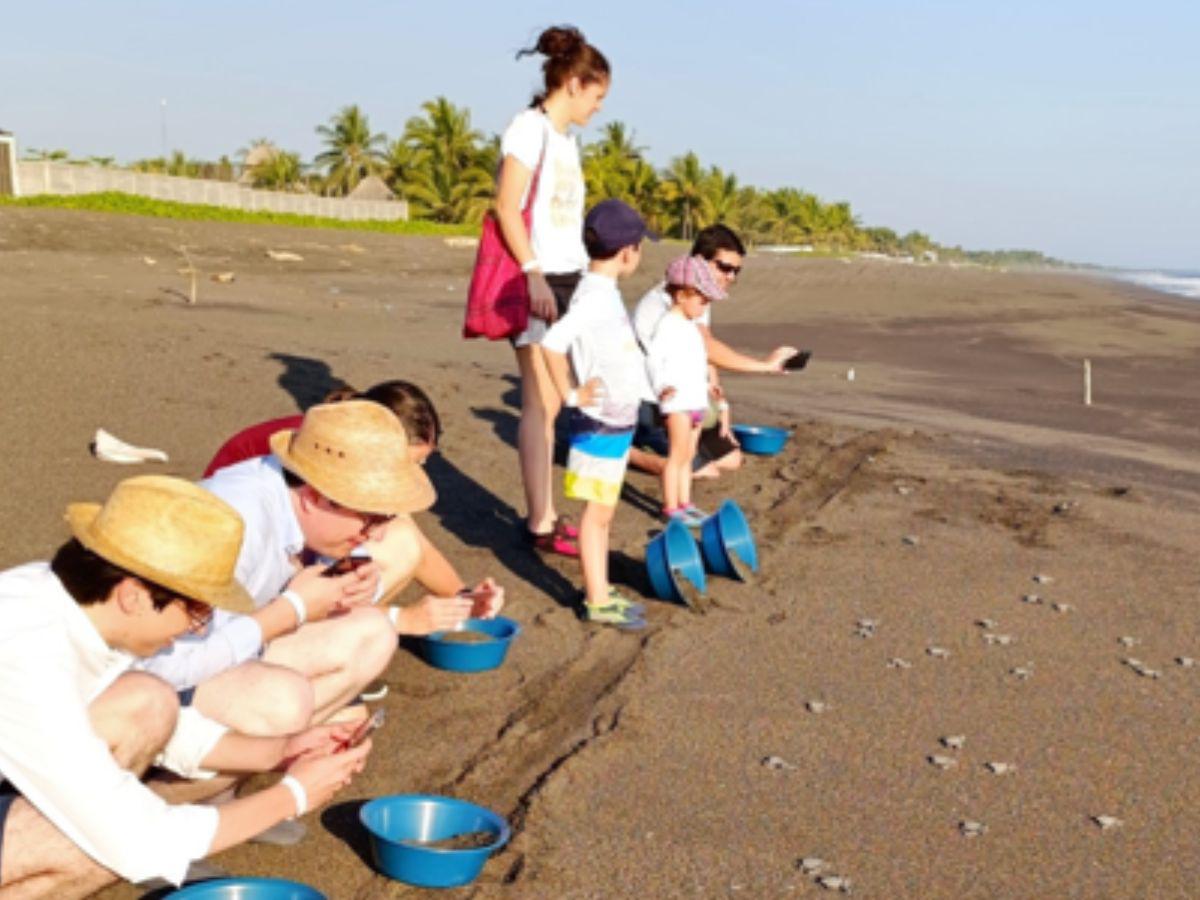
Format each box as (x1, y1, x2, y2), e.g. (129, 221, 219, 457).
(1021, 593, 1043, 605)
(902, 534, 921, 547)
(1092, 815, 1123, 831)
(986, 761, 1016, 775)
(1052, 602, 1074, 613)
(807, 700, 830, 715)
(1010, 665, 1034, 680)
(1118, 636, 1139, 648)
(798, 858, 826, 875)
(940, 735, 966, 750)
(1177, 657, 1196, 668)
(984, 633, 1016, 646)
(928, 754, 958, 770)
(927, 646, 950, 659)
(1032, 574, 1053, 584)
(976, 618, 998, 629)
(887, 657, 913, 670)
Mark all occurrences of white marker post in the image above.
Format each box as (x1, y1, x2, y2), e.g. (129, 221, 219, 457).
(1084, 359, 1092, 406)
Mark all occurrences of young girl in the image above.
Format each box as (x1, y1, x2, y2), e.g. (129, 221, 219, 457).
(493, 25, 610, 558)
(645, 256, 727, 526)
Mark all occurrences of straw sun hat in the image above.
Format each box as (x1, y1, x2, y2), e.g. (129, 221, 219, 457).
(269, 399, 436, 516)
(66, 475, 254, 613)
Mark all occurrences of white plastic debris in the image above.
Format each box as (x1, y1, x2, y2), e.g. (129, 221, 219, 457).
(91, 429, 169, 465)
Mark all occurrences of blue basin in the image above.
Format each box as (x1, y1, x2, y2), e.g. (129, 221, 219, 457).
(645, 518, 706, 606)
(699, 499, 759, 579)
(732, 424, 790, 456)
(168, 878, 325, 899)
(418, 616, 520, 673)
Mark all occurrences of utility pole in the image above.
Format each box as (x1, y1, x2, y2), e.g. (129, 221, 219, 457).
(160, 99, 168, 159)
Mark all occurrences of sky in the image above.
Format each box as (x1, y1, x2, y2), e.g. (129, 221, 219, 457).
(3, 0, 1197, 270)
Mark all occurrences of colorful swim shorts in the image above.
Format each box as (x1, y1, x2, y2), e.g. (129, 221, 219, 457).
(564, 411, 635, 507)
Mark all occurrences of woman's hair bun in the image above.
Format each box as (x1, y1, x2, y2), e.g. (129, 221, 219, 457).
(536, 25, 584, 59)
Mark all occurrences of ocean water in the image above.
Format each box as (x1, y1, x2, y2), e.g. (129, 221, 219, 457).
(1112, 269, 1200, 300)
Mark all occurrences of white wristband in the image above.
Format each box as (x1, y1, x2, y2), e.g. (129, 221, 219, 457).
(281, 590, 307, 626)
(280, 775, 307, 818)
(521, 259, 542, 273)
(564, 389, 579, 408)
(717, 400, 730, 411)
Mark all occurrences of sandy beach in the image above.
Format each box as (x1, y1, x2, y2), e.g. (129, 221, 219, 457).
(1, 207, 1197, 898)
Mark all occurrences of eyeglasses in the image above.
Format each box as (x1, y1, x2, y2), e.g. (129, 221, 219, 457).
(713, 260, 742, 277)
(328, 498, 395, 534)
(176, 597, 214, 630)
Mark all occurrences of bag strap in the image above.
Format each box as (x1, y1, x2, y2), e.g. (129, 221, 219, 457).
(522, 118, 550, 214)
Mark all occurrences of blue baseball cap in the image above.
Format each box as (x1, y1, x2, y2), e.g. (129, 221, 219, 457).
(583, 199, 659, 256)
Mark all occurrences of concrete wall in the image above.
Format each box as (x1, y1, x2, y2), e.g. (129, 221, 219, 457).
(13, 161, 408, 221)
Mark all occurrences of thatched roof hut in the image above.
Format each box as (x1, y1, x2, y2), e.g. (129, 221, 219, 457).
(238, 143, 276, 185)
(348, 175, 395, 201)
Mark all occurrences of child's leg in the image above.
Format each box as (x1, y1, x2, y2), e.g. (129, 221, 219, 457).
(662, 412, 694, 512)
(579, 500, 616, 604)
(678, 423, 702, 507)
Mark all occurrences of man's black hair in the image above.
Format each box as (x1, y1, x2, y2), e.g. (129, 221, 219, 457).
(691, 224, 746, 260)
(50, 539, 177, 609)
(583, 226, 626, 261)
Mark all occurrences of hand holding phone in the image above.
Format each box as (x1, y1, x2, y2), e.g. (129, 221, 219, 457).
(784, 350, 813, 371)
(338, 710, 385, 752)
(323, 554, 372, 577)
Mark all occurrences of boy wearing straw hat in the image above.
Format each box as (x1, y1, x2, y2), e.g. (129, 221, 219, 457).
(0, 476, 371, 898)
(141, 400, 437, 733)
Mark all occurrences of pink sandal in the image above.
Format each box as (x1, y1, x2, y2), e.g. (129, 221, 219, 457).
(526, 527, 580, 558)
(554, 516, 580, 540)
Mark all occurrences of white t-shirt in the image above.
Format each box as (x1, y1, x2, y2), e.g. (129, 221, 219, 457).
(500, 108, 588, 275)
(646, 310, 709, 415)
(632, 281, 712, 350)
(542, 272, 651, 427)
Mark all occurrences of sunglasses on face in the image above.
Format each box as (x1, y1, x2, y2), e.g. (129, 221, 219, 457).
(327, 498, 394, 533)
(713, 260, 742, 277)
(177, 597, 214, 630)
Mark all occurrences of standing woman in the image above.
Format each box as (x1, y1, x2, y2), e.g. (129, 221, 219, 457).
(494, 25, 610, 557)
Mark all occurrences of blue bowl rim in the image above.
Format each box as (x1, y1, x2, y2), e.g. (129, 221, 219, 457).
(359, 793, 512, 854)
(731, 423, 791, 438)
(166, 876, 325, 898)
(423, 615, 521, 645)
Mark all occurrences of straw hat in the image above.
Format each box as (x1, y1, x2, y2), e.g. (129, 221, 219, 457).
(66, 475, 254, 613)
(269, 399, 436, 515)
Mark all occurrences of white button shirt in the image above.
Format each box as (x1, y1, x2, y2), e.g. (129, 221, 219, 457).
(0, 562, 221, 886)
(140, 456, 303, 689)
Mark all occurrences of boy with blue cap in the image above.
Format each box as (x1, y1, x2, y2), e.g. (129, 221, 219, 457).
(541, 199, 656, 629)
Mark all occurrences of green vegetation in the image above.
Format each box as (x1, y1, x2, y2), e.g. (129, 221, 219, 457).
(18, 99, 1065, 266)
(0, 192, 475, 236)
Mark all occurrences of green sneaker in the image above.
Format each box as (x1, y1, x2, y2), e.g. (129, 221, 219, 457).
(584, 597, 646, 630)
(606, 588, 646, 617)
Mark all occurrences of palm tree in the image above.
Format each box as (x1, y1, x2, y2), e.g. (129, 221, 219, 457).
(314, 105, 388, 196)
(251, 151, 304, 191)
(391, 97, 493, 223)
(659, 152, 713, 241)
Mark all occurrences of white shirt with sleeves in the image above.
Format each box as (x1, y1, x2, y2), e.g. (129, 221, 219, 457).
(646, 310, 710, 415)
(542, 272, 651, 428)
(139, 456, 302, 689)
(0, 562, 220, 886)
(500, 108, 587, 275)
(632, 281, 712, 350)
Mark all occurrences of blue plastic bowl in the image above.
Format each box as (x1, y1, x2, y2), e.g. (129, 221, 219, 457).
(360, 794, 511, 889)
(732, 424, 791, 456)
(168, 878, 325, 899)
(418, 616, 520, 673)
(699, 500, 760, 579)
(645, 518, 707, 606)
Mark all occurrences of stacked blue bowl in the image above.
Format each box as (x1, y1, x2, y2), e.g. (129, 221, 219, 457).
(418, 616, 520, 673)
(699, 500, 759, 580)
(168, 878, 325, 899)
(645, 518, 706, 606)
(732, 424, 790, 456)
(360, 794, 510, 888)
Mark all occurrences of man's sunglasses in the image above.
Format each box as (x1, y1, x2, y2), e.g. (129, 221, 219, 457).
(713, 260, 742, 277)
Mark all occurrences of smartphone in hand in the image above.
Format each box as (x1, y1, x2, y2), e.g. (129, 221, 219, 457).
(322, 554, 372, 577)
(339, 709, 385, 751)
(784, 350, 813, 371)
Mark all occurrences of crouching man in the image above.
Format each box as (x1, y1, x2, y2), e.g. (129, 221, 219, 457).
(0, 476, 370, 898)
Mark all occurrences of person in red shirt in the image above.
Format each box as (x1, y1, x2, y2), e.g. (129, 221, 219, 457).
(204, 381, 502, 635)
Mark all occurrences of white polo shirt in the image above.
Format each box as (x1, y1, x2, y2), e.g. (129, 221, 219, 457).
(0, 562, 222, 886)
(140, 456, 302, 690)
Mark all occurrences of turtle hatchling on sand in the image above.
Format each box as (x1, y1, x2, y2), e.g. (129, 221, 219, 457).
(1010, 665, 1034, 680)
(887, 657, 913, 669)
(976, 618, 998, 629)
(817, 875, 852, 893)
(1093, 815, 1123, 831)
(761, 755, 796, 771)
(960, 820, 987, 838)
(984, 633, 1016, 646)
(806, 700, 830, 714)
(940, 735, 966, 750)
(1033, 574, 1053, 584)
(1021, 593, 1043, 605)
(986, 762, 1016, 775)
(1177, 657, 1196, 668)
(927, 646, 950, 659)
(798, 858, 826, 875)
(928, 754, 958, 770)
